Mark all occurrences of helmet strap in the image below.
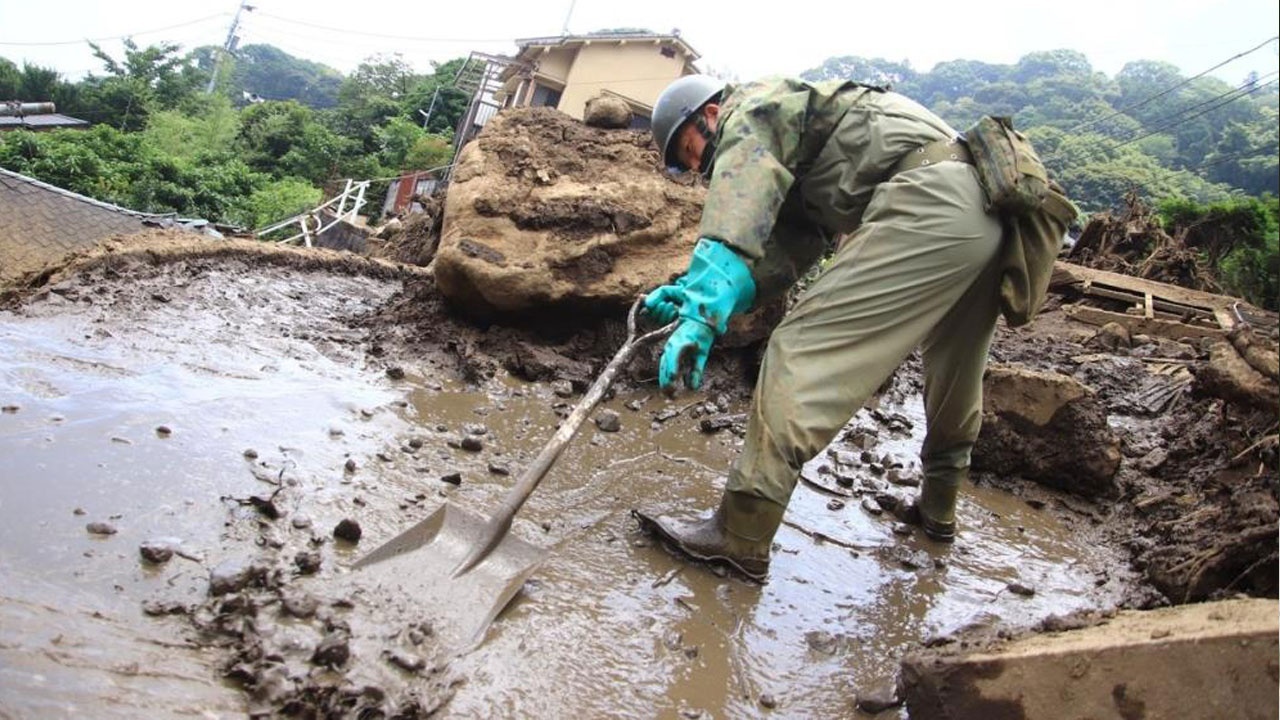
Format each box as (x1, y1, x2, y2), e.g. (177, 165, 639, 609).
(693, 114, 717, 178)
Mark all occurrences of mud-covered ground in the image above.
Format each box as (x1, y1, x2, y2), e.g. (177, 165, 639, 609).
(0, 231, 1275, 718)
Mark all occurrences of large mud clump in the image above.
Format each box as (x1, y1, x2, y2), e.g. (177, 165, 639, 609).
(433, 107, 707, 320)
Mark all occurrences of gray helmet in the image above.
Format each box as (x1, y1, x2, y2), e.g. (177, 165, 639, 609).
(651, 74, 724, 169)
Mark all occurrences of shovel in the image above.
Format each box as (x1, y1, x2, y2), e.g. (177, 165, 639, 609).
(352, 296, 675, 650)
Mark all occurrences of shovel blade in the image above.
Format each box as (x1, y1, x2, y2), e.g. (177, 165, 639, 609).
(352, 503, 547, 651)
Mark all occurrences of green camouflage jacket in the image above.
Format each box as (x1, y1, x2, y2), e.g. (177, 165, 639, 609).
(700, 77, 960, 301)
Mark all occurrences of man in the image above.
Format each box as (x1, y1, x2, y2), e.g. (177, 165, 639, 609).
(633, 74, 1008, 581)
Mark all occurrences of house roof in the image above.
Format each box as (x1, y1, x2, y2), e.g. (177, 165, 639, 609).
(0, 113, 90, 130)
(511, 31, 700, 63)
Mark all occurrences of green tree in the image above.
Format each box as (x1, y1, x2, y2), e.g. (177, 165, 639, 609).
(1159, 195, 1279, 309)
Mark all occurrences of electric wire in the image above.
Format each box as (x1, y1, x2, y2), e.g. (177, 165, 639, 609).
(1067, 35, 1278, 134)
(1111, 74, 1278, 149)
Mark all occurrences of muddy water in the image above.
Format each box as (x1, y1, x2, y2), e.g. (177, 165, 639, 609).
(0, 267, 1133, 719)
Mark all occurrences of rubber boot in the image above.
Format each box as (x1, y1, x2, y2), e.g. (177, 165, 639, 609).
(916, 468, 963, 542)
(632, 490, 786, 581)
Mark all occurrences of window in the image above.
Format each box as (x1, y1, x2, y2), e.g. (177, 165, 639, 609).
(660, 46, 676, 59)
(530, 85, 562, 109)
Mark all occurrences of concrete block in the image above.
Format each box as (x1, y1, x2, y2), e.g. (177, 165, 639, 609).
(901, 598, 1279, 720)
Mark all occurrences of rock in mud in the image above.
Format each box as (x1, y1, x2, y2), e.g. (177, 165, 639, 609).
(209, 557, 268, 596)
(973, 364, 1121, 498)
(758, 693, 779, 710)
(594, 409, 621, 433)
(344, 458, 358, 473)
(333, 519, 362, 543)
(243, 448, 258, 459)
(155, 425, 172, 437)
(311, 632, 350, 668)
(281, 591, 320, 619)
(460, 435, 484, 452)
(86, 521, 118, 535)
(805, 630, 841, 655)
(385, 648, 426, 673)
(294, 550, 322, 575)
(552, 380, 574, 398)
(487, 461, 511, 476)
(440, 472, 462, 486)
(855, 687, 902, 713)
(139, 538, 178, 563)
(1008, 582, 1036, 597)
(141, 598, 188, 616)
(386, 366, 406, 380)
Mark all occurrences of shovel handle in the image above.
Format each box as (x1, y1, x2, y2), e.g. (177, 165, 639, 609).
(452, 296, 676, 576)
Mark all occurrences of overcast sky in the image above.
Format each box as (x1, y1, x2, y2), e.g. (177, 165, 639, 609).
(3, 0, 1278, 87)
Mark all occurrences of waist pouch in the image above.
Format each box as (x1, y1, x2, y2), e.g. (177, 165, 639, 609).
(963, 115, 1079, 326)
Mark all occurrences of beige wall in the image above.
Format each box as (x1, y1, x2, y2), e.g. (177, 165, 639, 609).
(557, 42, 691, 119)
(531, 47, 574, 84)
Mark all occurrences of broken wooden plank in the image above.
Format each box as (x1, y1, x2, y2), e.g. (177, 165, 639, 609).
(1051, 261, 1254, 316)
(1063, 305, 1225, 341)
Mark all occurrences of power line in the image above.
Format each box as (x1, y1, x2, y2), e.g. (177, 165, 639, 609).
(1068, 35, 1279, 134)
(1112, 74, 1278, 149)
(0, 14, 227, 47)
(1191, 142, 1280, 172)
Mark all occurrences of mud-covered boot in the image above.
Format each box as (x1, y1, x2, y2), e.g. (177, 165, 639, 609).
(632, 491, 786, 581)
(892, 470, 961, 542)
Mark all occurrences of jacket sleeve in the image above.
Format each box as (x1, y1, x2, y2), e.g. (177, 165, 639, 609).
(697, 82, 812, 263)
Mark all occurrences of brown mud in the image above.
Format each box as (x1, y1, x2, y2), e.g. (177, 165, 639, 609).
(0, 231, 1275, 718)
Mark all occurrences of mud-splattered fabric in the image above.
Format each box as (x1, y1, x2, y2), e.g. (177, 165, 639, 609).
(694, 78, 1004, 526)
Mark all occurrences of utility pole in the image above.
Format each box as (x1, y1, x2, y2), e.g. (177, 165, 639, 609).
(206, 0, 255, 94)
(419, 87, 441, 130)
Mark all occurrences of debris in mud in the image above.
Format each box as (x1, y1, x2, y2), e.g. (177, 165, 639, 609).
(1007, 582, 1037, 597)
(139, 538, 178, 564)
(86, 521, 117, 535)
(1068, 192, 1221, 293)
(311, 632, 351, 668)
(294, 550, 322, 575)
(594, 408, 622, 432)
(333, 519, 362, 543)
(855, 686, 902, 714)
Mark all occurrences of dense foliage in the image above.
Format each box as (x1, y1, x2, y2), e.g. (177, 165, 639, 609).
(1, 43, 469, 227)
(802, 50, 1278, 211)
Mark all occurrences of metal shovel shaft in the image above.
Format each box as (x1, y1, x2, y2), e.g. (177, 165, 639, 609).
(451, 299, 675, 577)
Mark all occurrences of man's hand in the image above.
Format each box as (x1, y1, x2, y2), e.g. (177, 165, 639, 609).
(643, 278, 687, 324)
(647, 238, 756, 392)
(659, 319, 716, 390)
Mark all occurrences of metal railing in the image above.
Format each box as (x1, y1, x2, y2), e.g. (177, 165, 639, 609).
(255, 179, 369, 247)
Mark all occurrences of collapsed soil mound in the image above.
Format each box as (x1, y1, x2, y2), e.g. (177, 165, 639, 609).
(433, 107, 707, 320)
(1068, 193, 1222, 293)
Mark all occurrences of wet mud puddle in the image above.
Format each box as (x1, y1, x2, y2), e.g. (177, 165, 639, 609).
(0, 266, 1134, 719)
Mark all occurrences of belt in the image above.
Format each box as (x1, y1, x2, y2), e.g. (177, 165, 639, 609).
(888, 137, 973, 179)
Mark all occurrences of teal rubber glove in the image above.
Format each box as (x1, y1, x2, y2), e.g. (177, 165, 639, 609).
(653, 238, 757, 390)
(643, 276, 687, 324)
(659, 320, 716, 389)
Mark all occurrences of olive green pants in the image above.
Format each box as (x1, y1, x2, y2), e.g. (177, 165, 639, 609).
(727, 161, 1003, 515)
